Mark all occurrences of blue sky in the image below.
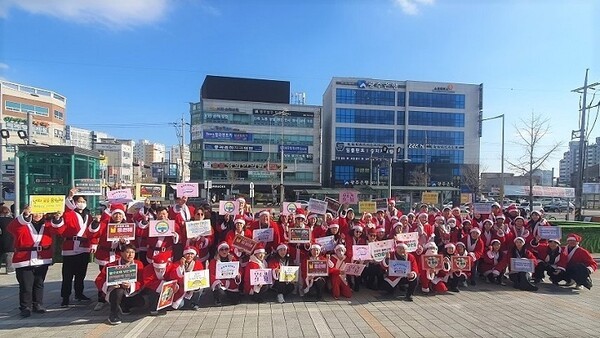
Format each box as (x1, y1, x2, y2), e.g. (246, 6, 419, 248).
(1, 0, 599, 175)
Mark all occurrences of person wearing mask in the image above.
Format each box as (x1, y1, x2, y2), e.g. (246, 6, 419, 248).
(328, 244, 352, 300)
(95, 244, 144, 325)
(0, 205, 15, 274)
(8, 206, 62, 317)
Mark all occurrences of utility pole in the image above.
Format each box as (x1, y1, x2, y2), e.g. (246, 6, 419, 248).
(572, 69, 599, 220)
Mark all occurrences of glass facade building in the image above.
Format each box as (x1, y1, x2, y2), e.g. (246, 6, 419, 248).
(322, 78, 483, 192)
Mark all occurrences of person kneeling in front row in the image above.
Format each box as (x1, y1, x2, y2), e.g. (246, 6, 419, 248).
(381, 242, 419, 302)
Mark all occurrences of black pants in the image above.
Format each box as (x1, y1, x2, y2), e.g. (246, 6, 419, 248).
(384, 277, 417, 297)
(448, 274, 466, 290)
(534, 261, 559, 281)
(553, 263, 592, 286)
(61, 253, 89, 298)
(306, 278, 326, 299)
(109, 288, 145, 315)
(509, 272, 536, 291)
(16, 264, 49, 311)
(363, 264, 384, 289)
(273, 281, 295, 295)
(142, 289, 162, 311)
(212, 288, 240, 305)
(249, 285, 269, 302)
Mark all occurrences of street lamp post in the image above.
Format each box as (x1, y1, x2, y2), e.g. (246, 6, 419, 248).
(481, 114, 505, 204)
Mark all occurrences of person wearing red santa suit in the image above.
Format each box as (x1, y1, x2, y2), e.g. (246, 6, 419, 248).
(268, 243, 295, 303)
(385, 199, 403, 222)
(95, 244, 145, 325)
(132, 199, 157, 266)
(433, 215, 450, 249)
(419, 242, 448, 294)
(361, 228, 384, 290)
(236, 197, 254, 223)
(490, 202, 503, 218)
(324, 222, 347, 250)
(440, 207, 452, 221)
(390, 216, 410, 238)
(243, 243, 270, 303)
(224, 216, 252, 271)
(216, 213, 235, 245)
(450, 207, 465, 225)
(504, 204, 520, 225)
(168, 196, 195, 223)
(57, 188, 93, 307)
(528, 210, 549, 238)
(248, 210, 281, 254)
(338, 208, 359, 236)
(461, 227, 485, 285)
(443, 243, 472, 292)
(471, 212, 486, 230)
(554, 234, 596, 290)
(480, 239, 506, 285)
(311, 214, 329, 240)
(301, 243, 328, 301)
(532, 238, 565, 284)
(448, 218, 463, 244)
(503, 237, 538, 291)
(328, 244, 352, 300)
(375, 209, 386, 229)
(345, 225, 366, 292)
(411, 213, 435, 256)
(287, 212, 311, 276)
(184, 209, 214, 265)
(480, 219, 505, 248)
(143, 206, 181, 265)
(8, 206, 62, 317)
(142, 251, 183, 315)
(209, 242, 241, 306)
(86, 203, 130, 310)
(168, 246, 205, 310)
(406, 212, 417, 226)
(277, 213, 291, 243)
(381, 242, 419, 301)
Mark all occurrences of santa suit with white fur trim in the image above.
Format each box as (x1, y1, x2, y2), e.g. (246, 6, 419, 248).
(480, 221, 505, 248)
(328, 246, 352, 299)
(480, 244, 505, 278)
(460, 230, 485, 262)
(142, 254, 184, 309)
(208, 249, 241, 293)
(86, 206, 129, 266)
(532, 240, 566, 281)
(381, 247, 419, 290)
(168, 203, 195, 224)
(144, 221, 181, 264)
(59, 198, 92, 256)
(419, 243, 448, 293)
(224, 225, 252, 271)
(248, 212, 281, 254)
(300, 250, 328, 295)
(132, 207, 156, 263)
(8, 214, 61, 269)
(557, 234, 597, 287)
(167, 247, 205, 306)
(95, 258, 144, 302)
(243, 247, 269, 296)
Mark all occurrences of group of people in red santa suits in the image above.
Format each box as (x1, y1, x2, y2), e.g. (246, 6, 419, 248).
(6, 192, 598, 324)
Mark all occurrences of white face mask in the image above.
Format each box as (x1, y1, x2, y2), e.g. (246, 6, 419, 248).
(76, 202, 87, 210)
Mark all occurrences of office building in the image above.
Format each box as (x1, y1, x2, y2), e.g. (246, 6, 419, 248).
(93, 138, 134, 187)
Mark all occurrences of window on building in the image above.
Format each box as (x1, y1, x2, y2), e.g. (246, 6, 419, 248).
(335, 108, 395, 124)
(409, 92, 465, 109)
(4, 101, 49, 116)
(336, 89, 396, 106)
(408, 111, 464, 127)
(54, 110, 64, 120)
(334, 165, 355, 183)
(335, 127, 394, 143)
(397, 93, 406, 106)
(396, 111, 405, 125)
(408, 130, 464, 145)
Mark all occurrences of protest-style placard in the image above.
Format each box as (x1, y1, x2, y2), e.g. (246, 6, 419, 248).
(149, 220, 175, 237)
(186, 220, 212, 238)
(339, 190, 359, 204)
(421, 254, 444, 270)
(306, 260, 328, 277)
(107, 223, 136, 241)
(315, 235, 336, 252)
(394, 232, 419, 252)
(219, 200, 240, 215)
(421, 192, 438, 205)
(473, 203, 492, 215)
(279, 266, 299, 282)
(451, 256, 472, 271)
(388, 260, 411, 277)
(136, 183, 165, 202)
(106, 188, 133, 203)
(510, 258, 535, 273)
(106, 264, 138, 286)
(74, 179, 102, 196)
(253, 228, 274, 243)
(29, 195, 65, 214)
(184, 269, 210, 292)
(281, 202, 300, 216)
(157, 280, 177, 310)
(176, 183, 199, 198)
(308, 198, 328, 215)
(250, 269, 273, 286)
(288, 228, 311, 243)
(538, 226, 562, 240)
(232, 234, 257, 254)
(215, 261, 240, 279)
(352, 245, 372, 261)
(344, 263, 366, 276)
(369, 239, 395, 262)
(324, 197, 341, 217)
(358, 201, 377, 214)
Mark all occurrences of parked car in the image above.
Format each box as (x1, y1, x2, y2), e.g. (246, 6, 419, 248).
(519, 202, 543, 214)
(545, 201, 574, 213)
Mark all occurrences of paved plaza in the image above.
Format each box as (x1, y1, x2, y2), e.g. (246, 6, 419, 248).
(0, 262, 599, 338)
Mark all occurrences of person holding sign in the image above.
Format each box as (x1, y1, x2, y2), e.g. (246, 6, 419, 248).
(168, 196, 195, 223)
(442, 243, 467, 292)
(132, 199, 158, 266)
(346, 225, 367, 292)
(503, 237, 538, 291)
(480, 240, 506, 285)
(209, 242, 241, 306)
(57, 188, 94, 307)
(529, 210, 550, 240)
(8, 206, 63, 317)
(142, 252, 182, 315)
(480, 219, 505, 249)
(532, 238, 565, 284)
(184, 209, 214, 265)
(381, 242, 419, 302)
(460, 228, 485, 286)
(94, 244, 144, 325)
(168, 246, 205, 310)
(419, 242, 448, 294)
(324, 223, 346, 250)
(268, 243, 296, 303)
(86, 203, 130, 311)
(143, 207, 181, 265)
(243, 243, 270, 302)
(553, 234, 596, 290)
(225, 216, 252, 270)
(328, 244, 352, 300)
(301, 243, 328, 301)
(248, 210, 281, 254)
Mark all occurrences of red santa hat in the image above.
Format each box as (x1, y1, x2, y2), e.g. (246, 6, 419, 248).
(377, 209, 385, 214)
(295, 209, 307, 220)
(506, 204, 518, 213)
(452, 207, 461, 213)
(334, 244, 346, 253)
(548, 238, 561, 245)
(395, 242, 408, 250)
(352, 225, 364, 233)
(424, 242, 437, 251)
(530, 210, 542, 216)
(237, 197, 246, 203)
(390, 215, 399, 221)
(470, 228, 481, 235)
(329, 222, 339, 229)
(492, 202, 501, 208)
(435, 215, 445, 221)
(258, 209, 270, 217)
(110, 203, 126, 217)
(514, 216, 525, 223)
(393, 222, 402, 229)
(388, 198, 396, 205)
(514, 236, 525, 244)
(308, 214, 318, 220)
(309, 242, 322, 251)
(253, 242, 266, 255)
(276, 243, 288, 251)
(490, 239, 501, 245)
(442, 206, 451, 212)
(217, 241, 230, 251)
(183, 246, 197, 256)
(407, 212, 415, 217)
(456, 242, 466, 248)
(152, 252, 170, 269)
(234, 215, 246, 225)
(496, 214, 506, 220)
(566, 233, 582, 243)
(462, 219, 472, 225)
(483, 219, 493, 226)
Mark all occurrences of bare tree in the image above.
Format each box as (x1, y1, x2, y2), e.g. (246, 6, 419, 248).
(461, 163, 487, 200)
(408, 166, 428, 186)
(506, 112, 563, 209)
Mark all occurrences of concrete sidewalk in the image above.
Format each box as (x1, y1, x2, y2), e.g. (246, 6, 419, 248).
(0, 263, 599, 338)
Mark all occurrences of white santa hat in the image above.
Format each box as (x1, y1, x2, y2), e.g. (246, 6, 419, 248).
(334, 244, 346, 253)
(393, 222, 402, 229)
(514, 237, 525, 244)
(352, 225, 364, 232)
(217, 242, 230, 251)
(424, 242, 437, 251)
(396, 242, 408, 250)
(183, 246, 197, 256)
(445, 243, 456, 250)
(276, 243, 288, 251)
(309, 243, 322, 251)
(470, 228, 482, 235)
(237, 197, 246, 203)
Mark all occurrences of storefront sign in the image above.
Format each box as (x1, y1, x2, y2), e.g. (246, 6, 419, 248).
(204, 144, 263, 152)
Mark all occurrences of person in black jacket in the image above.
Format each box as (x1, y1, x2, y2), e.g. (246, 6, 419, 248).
(0, 205, 15, 274)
